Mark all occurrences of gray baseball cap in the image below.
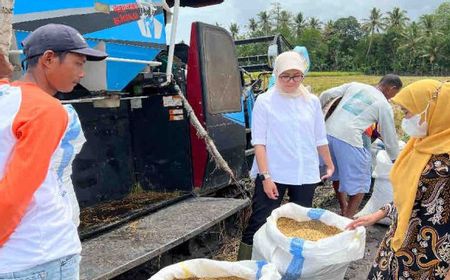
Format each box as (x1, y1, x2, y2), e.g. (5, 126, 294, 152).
(22, 24, 108, 61)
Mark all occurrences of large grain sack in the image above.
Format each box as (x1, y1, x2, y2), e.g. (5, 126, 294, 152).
(354, 150, 393, 225)
(355, 141, 406, 225)
(149, 259, 281, 280)
(252, 203, 365, 280)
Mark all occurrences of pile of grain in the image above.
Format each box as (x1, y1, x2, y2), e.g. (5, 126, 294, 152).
(174, 277, 245, 280)
(277, 218, 342, 241)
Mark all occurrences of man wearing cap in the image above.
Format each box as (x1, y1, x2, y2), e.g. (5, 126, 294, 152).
(0, 24, 107, 279)
(238, 51, 334, 259)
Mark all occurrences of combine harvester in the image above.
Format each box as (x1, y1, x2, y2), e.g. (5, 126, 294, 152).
(10, 1, 291, 278)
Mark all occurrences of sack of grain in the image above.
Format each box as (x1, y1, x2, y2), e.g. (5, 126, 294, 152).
(355, 150, 393, 225)
(252, 203, 365, 280)
(355, 141, 406, 225)
(149, 259, 281, 280)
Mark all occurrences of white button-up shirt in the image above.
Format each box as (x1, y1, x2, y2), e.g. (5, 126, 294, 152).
(250, 87, 328, 185)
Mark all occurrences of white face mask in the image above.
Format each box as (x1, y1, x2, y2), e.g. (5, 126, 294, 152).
(401, 107, 428, 138)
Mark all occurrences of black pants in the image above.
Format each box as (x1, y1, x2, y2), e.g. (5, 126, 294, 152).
(241, 177, 318, 245)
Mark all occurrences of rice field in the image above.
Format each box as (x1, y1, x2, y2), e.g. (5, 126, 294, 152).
(252, 72, 450, 141)
(303, 73, 450, 95)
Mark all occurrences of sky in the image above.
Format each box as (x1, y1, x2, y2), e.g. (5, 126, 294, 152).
(167, 0, 446, 43)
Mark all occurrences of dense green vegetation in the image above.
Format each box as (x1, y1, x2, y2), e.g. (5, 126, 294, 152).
(227, 2, 450, 75)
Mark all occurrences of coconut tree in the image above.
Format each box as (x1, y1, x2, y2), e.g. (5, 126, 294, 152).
(279, 10, 291, 31)
(229, 22, 239, 39)
(294, 12, 307, 37)
(323, 20, 335, 39)
(385, 7, 409, 30)
(248, 17, 258, 34)
(398, 22, 422, 69)
(308, 17, 322, 30)
(362, 7, 385, 57)
(419, 14, 443, 38)
(257, 11, 271, 35)
(420, 36, 443, 73)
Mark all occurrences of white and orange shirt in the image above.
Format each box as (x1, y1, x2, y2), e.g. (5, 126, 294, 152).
(0, 80, 82, 273)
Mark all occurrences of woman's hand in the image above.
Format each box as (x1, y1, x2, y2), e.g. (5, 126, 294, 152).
(263, 179, 279, 200)
(445, 270, 450, 280)
(321, 164, 335, 181)
(345, 210, 386, 230)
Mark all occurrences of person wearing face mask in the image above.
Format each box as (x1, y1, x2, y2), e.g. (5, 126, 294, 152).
(319, 75, 403, 218)
(347, 80, 450, 280)
(237, 51, 335, 260)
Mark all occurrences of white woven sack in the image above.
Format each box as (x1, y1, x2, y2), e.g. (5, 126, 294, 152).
(252, 203, 366, 280)
(149, 259, 281, 280)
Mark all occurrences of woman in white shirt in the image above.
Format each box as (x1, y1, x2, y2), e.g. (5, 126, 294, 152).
(238, 51, 335, 259)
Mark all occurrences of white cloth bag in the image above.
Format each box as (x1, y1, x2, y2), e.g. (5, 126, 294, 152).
(149, 259, 281, 280)
(252, 203, 366, 280)
(355, 150, 393, 225)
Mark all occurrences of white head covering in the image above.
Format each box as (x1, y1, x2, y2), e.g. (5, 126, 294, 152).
(273, 51, 309, 97)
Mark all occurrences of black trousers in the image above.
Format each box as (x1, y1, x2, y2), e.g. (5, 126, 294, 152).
(241, 177, 318, 245)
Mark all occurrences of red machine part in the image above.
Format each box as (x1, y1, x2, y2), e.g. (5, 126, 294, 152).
(186, 22, 207, 189)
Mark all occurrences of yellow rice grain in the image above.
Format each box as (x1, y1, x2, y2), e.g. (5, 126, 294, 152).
(277, 217, 342, 241)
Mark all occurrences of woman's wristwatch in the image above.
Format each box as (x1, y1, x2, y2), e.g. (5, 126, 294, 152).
(259, 171, 271, 181)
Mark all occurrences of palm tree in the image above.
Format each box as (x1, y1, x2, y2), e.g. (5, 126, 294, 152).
(420, 36, 443, 73)
(399, 22, 422, 68)
(322, 20, 335, 40)
(419, 14, 443, 38)
(308, 17, 322, 30)
(279, 10, 291, 31)
(271, 2, 282, 29)
(362, 7, 385, 57)
(258, 11, 271, 35)
(294, 12, 307, 37)
(229, 23, 239, 39)
(248, 18, 258, 33)
(385, 7, 409, 30)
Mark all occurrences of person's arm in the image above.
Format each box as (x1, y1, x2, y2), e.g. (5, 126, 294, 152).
(314, 98, 335, 179)
(251, 97, 278, 200)
(0, 100, 68, 246)
(254, 145, 278, 199)
(0, 54, 13, 79)
(346, 202, 394, 229)
(378, 103, 400, 161)
(317, 145, 334, 180)
(319, 83, 351, 107)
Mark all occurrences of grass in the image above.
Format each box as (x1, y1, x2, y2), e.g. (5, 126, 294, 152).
(304, 74, 450, 95)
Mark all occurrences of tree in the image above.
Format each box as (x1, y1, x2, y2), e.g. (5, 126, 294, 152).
(362, 8, 385, 58)
(257, 11, 271, 35)
(420, 14, 443, 38)
(385, 7, 409, 30)
(229, 22, 239, 39)
(248, 18, 258, 33)
(294, 12, 307, 38)
(308, 17, 322, 30)
(278, 10, 292, 38)
(270, 2, 282, 29)
(398, 22, 422, 70)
